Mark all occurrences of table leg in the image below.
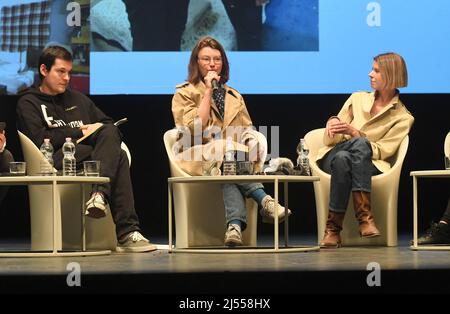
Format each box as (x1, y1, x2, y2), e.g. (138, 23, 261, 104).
(168, 182, 173, 253)
(413, 175, 418, 248)
(274, 178, 279, 250)
(284, 182, 289, 247)
(82, 184, 86, 252)
(52, 179, 57, 254)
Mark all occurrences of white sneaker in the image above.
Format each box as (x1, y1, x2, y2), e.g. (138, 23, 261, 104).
(85, 192, 107, 218)
(260, 195, 292, 224)
(224, 224, 243, 247)
(116, 231, 157, 253)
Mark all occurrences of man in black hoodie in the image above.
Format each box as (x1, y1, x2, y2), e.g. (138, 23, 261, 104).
(16, 46, 156, 253)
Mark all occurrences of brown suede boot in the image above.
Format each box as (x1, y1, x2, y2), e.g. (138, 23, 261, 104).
(352, 191, 380, 238)
(320, 211, 345, 248)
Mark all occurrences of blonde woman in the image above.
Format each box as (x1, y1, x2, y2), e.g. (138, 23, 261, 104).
(317, 52, 414, 248)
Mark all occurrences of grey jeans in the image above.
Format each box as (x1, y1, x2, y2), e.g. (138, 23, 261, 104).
(222, 182, 264, 230)
(320, 137, 380, 213)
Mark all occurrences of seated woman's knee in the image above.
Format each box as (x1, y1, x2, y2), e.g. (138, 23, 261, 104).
(351, 137, 372, 156)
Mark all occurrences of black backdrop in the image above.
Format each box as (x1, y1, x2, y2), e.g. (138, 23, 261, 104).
(1, 93, 449, 239)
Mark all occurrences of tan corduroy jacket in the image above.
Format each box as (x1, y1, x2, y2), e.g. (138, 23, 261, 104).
(316, 91, 414, 173)
(171, 81, 265, 175)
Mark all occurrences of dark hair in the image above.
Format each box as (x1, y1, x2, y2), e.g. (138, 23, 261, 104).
(187, 36, 230, 85)
(38, 46, 72, 79)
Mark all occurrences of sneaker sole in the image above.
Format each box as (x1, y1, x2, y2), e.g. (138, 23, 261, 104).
(261, 211, 292, 224)
(115, 244, 157, 253)
(85, 207, 107, 219)
(224, 239, 243, 247)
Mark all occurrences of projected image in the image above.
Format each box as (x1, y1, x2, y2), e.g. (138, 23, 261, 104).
(90, 0, 319, 52)
(0, 0, 90, 95)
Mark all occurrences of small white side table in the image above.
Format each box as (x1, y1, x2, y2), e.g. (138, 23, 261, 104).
(168, 175, 320, 253)
(410, 170, 450, 251)
(0, 175, 111, 257)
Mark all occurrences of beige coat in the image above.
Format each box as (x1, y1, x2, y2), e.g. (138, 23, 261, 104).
(316, 91, 414, 173)
(171, 81, 265, 175)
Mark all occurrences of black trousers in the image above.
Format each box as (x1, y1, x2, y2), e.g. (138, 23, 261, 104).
(54, 124, 140, 239)
(0, 149, 14, 206)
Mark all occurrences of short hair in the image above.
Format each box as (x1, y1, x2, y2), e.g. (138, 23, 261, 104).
(373, 52, 408, 89)
(38, 45, 73, 79)
(187, 36, 230, 85)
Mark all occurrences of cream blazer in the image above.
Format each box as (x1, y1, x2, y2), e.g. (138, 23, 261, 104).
(316, 91, 414, 173)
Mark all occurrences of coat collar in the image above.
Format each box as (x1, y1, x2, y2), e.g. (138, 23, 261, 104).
(364, 90, 400, 120)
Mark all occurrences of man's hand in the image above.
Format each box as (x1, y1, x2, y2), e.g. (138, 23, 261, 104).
(80, 123, 103, 136)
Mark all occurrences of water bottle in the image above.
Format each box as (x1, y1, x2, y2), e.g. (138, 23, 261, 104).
(62, 137, 76, 176)
(39, 138, 54, 175)
(222, 137, 236, 175)
(296, 138, 311, 176)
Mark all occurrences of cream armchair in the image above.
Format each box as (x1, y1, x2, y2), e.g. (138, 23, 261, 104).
(304, 128, 409, 246)
(164, 129, 258, 248)
(17, 131, 132, 251)
(445, 131, 450, 165)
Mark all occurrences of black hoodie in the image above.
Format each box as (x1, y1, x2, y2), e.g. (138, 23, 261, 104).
(17, 87, 113, 150)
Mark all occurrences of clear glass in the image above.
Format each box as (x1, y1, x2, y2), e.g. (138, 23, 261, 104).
(83, 161, 100, 177)
(445, 156, 450, 170)
(9, 162, 26, 175)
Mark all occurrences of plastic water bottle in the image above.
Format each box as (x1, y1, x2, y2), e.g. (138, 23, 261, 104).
(222, 137, 236, 175)
(296, 138, 311, 176)
(39, 138, 54, 175)
(62, 137, 76, 176)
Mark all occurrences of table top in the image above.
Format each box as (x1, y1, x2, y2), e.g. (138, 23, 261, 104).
(0, 175, 110, 185)
(410, 169, 450, 177)
(168, 175, 320, 184)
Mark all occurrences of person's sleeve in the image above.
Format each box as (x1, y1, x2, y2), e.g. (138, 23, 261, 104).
(87, 98, 114, 124)
(16, 98, 83, 149)
(172, 89, 202, 134)
(323, 94, 354, 146)
(370, 114, 414, 161)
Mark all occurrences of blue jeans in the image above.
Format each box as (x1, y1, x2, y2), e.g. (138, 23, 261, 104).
(320, 137, 380, 213)
(222, 182, 264, 230)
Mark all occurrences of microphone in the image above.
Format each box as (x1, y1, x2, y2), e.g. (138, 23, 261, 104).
(211, 79, 219, 91)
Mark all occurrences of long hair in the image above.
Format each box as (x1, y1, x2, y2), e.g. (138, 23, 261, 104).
(187, 36, 229, 85)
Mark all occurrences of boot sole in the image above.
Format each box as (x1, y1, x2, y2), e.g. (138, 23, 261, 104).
(319, 243, 341, 249)
(360, 233, 381, 238)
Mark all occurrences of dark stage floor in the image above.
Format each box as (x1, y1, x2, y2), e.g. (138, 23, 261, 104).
(1, 235, 449, 299)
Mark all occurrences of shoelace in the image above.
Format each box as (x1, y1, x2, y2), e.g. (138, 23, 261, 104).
(129, 231, 147, 243)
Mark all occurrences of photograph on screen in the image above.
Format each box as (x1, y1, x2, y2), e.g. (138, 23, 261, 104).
(90, 0, 319, 52)
(0, 0, 90, 95)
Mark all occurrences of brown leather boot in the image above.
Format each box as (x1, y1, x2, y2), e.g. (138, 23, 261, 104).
(320, 211, 345, 248)
(352, 191, 380, 238)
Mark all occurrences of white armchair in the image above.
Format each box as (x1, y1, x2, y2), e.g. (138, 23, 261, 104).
(17, 131, 132, 251)
(164, 129, 258, 248)
(304, 128, 409, 246)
